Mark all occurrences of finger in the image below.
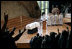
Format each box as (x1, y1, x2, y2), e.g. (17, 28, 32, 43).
(13, 27, 16, 31)
(19, 30, 21, 34)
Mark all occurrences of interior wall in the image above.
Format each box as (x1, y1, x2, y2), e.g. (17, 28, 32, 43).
(19, 1, 41, 18)
(1, 1, 29, 21)
(1, 1, 39, 30)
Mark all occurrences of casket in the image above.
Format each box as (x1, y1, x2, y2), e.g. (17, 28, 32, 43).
(26, 22, 40, 34)
(27, 27, 38, 34)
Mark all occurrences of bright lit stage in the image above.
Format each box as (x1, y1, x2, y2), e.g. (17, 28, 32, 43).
(13, 18, 71, 48)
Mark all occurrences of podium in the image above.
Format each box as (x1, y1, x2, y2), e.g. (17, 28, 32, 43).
(42, 20, 47, 34)
(43, 21, 46, 30)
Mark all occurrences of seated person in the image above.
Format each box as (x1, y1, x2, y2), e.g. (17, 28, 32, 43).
(52, 8, 60, 15)
(50, 7, 63, 25)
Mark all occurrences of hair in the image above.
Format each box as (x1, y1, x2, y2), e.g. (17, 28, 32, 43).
(37, 33, 39, 36)
(52, 8, 60, 15)
(42, 12, 45, 16)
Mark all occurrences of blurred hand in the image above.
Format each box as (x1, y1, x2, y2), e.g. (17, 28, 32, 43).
(57, 28, 60, 34)
(13, 27, 16, 31)
(19, 30, 21, 34)
(4, 13, 8, 23)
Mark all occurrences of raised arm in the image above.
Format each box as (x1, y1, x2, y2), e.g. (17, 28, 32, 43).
(1, 13, 8, 33)
(13, 27, 26, 41)
(57, 28, 60, 34)
(9, 27, 16, 36)
(66, 26, 69, 32)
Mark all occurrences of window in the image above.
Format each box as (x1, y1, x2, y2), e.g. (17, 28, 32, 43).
(37, 1, 49, 15)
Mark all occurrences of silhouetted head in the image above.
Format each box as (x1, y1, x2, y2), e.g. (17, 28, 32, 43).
(66, 26, 70, 32)
(50, 32, 57, 37)
(45, 35, 49, 39)
(37, 33, 39, 37)
(62, 30, 68, 38)
(42, 12, 45, 16)
(42, 36, 45, 39)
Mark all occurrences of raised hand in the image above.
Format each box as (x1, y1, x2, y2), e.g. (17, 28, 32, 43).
(4, 13, 8, 23)
(57, 28, 60, 34)
(13, 27, 26, 41)
(9, 27, 16, 36)
(1, 13, 8, 33)
(19, 30, 21, 34)
(66, 26, 69, 32)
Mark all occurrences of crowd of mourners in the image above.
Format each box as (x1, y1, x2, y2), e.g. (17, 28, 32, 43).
(30, 8, 72, 48)
(30, 27, 72, 48)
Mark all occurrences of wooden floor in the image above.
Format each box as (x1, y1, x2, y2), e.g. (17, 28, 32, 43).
(14, 24, 71, 48)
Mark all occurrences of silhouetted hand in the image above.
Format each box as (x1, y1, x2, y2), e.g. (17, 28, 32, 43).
(1, 13, 8, 33)
(66, 26, 69, 32)
(13, 27, 26, 41)
(57, 28, 60, 34)
(13, 27, 16, 31)
(4, 13, 8, 23)
(19, 30, 21, 34)
(9, 27, 16, 36)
